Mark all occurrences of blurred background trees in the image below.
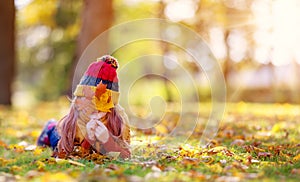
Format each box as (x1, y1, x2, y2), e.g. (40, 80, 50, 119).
(1, 0, 300, 106)
(0, 0, 15, 105)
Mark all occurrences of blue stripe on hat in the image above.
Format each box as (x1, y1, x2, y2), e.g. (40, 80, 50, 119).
(79, 75, 119, 92)
(79, 75, 102, 86)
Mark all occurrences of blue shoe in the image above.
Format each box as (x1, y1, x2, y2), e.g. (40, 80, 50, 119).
(47, 126, 60, 150)
(37, 119, 57, 147)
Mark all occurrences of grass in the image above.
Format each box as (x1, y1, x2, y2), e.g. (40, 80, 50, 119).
(0, 100, 300, 181)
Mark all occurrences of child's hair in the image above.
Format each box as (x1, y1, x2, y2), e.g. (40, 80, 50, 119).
(105, 107, 123, 137)
(57, 105, 77, 153)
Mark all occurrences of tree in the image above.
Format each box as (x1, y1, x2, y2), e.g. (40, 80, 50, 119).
(76, 0, 113, 57)
(68, 0, 113, 95)
(0, 0, 15, 105)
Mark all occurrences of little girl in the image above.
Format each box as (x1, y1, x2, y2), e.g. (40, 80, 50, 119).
(37, 55, 131, 158)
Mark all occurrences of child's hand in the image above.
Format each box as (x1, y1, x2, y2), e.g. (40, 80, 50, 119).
(101, 135, 131, 159)
(86, 112, 106, 142)
(95, 120, 109, 143)
(86, 119, 97, 142)
(86, 113, 109, 143)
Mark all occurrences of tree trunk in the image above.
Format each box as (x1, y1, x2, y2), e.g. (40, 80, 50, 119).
(68, 0, 113, 96)
(76, 0, 113, 58)
(0, 0, 15, 105)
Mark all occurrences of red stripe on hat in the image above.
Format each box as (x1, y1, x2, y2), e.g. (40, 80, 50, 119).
(84, 60, 118, 81)
(97, 62, 117, 81)
(85, 61, 104, 77)
(113, 76, 118, 83)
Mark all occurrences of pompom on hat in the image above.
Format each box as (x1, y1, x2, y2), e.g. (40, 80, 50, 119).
(73, 55, 120, 112)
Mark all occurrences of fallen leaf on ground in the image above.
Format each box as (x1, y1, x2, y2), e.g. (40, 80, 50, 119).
(293, 154, 300, 161)
(231, 139, 245, 146)
(182, 157, 199, 166)
(208, 146, 227, 155)
(258, 152, 272, 158)
(291, 169, 300, 175)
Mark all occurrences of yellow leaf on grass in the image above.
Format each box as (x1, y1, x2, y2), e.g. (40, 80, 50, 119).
(271, 123, 283, 133)
(67, 159, 85, 167)
(201, 156, 214, 164)
(10, 165, 22, 172)
(209, 163, 223, 173)
(207, 146, 227, 154)
(35, 161, 46, 171)
(293, 154, 300, 161)
(33, 148, 43, 155)
(0, 158, 9, 166)
(55, 158, 69, 165)
(182, 157, 200, 166)
(55, 158, 85, 167)
(41, 172, 76, 182)
(8, 144, 25, 153)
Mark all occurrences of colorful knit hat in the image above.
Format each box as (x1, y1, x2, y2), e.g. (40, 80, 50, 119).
(73, 55, 120, 112)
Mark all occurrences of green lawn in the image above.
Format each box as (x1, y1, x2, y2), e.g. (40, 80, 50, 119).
(0, 100, 300, 181)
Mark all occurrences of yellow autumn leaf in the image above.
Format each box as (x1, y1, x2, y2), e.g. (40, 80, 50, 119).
(271, 123, 283, 133)
(8, 144, 25, 153)
(55, 158, 85, 167)
(34, 148, 43, 155)
(10, 165, 22, 172)
(207, 146, 227, 154)
(293, 154, 300, 161)
(40, 172, 76, 182)
(182, 157, 200, 166)
(67, 159, 86, 167)
(35, 161, 46, 171)
(201, 156, 214, 164)
(209, 163, 223, 173)
(46, 157, 57, 165)
(0, 158, 10, 167)
(55, 158, 69, 165)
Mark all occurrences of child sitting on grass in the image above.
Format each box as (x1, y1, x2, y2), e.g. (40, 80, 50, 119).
(37, 55, 131, 159)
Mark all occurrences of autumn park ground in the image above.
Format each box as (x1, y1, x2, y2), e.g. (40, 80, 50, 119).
(0, 99, 300, 182)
